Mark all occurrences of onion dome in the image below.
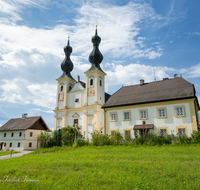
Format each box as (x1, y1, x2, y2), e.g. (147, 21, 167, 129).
(87, 26, 105, 73)
(60, 37, 75, 80)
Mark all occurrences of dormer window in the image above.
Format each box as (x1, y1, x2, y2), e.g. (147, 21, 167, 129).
(90, 79, 93, 86)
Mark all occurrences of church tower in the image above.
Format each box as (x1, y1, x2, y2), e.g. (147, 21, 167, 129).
(54, 37, 76, 130)
(83, 26, 106, 138)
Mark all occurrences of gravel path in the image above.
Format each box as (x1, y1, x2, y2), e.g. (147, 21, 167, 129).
(0, 151, 32, 160)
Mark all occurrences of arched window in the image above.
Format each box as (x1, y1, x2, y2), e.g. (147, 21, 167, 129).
(69, 85, 72, 91)
(100, 79, 102, 87)
(90, 79, 93, 86)
(60, 85, 63, 92)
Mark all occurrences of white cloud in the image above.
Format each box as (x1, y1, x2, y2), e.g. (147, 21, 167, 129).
(28, 108, 53, 117)
(185, 63, 200, 78)
(170, 41, 173, 43)
(105, 62, 175, 91)
(0, 78, 56, 109)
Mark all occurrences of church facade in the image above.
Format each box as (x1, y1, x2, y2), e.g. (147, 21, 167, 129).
(53, 28, 199, 139)
(53, 28, 110, 139)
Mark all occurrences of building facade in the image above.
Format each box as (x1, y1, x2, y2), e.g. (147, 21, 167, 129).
(0, 116, 49, 151)
(102, 78, 200, 138)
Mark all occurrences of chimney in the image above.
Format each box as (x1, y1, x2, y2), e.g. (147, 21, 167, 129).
(77, 75, 80, 82)
(140, 79, 144, 85)
(22, 113, 27, 119)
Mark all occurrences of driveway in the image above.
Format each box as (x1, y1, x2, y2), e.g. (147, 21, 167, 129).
(0, 151, 32, 160)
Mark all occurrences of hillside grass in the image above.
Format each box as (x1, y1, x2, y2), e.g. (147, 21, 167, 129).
(0, 145, 200, 190)
(0, 151, 20, 156)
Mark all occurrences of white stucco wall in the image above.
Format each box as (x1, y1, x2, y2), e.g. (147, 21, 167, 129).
(0, 130, 25, 151)
(107, 102, 193, 137)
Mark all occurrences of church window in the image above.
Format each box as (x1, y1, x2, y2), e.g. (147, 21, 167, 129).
(30, 132, 33, 137)
(100, 79, 102, 86)
(90, 79, 93, 86)
(10, 142, 12, 147)
(11, 132, 14, 137)
(68, 83, 73, 91)
(74, 119, 78, 126)
(60, 85, 63, 92)
(18, 142, 20, 147)
(89, 118, 93, 124)
(75, 98, 79, 102)
(4, 133, 6, 137)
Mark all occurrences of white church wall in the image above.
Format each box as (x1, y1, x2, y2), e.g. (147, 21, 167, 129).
(98, 83, 104, 105)
(74, 92, 81, 107)
(81, 91, 85, 106)
(71, 83, 85, 92)
(68, 93, 73, 108)
(58, 101, 64, 108)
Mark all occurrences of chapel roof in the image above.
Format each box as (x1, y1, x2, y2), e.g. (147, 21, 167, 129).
(102, 77, 199, 108)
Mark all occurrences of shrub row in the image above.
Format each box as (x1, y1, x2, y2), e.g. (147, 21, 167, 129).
(36, 126, 200, 148)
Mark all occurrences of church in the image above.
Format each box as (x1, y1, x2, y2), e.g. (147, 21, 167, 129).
(53, 27, 199, 139)
(53, 27, 110, 139)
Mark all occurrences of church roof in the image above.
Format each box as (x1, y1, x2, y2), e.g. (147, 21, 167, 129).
(102, 77, 199, 108)
(0, 116, 49, 131)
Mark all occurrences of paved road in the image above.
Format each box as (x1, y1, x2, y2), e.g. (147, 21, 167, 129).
(0, 151, 32, 160)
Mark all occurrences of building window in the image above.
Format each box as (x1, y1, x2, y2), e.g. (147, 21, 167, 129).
(160, 129, 167, 136)
(140, 110, 147, 119)
(90, 79, 93, 86)
(157, 107, 167, 119)
(124, 129, 131, 140)
(4, 133, 6, 137)
(29, 142, 32, 147)
(11, 132, 14, 137)
(19, 132, 22, 137)
(30, 132, 33, 137)
(174, 105, 185, 118)
(18, 142, 20, 147)
(110, 130, 117, 136)
(176, 107, 184, 116)
(9, 143, 12, 147)
(110, 112, 117, 122)
(178, 128, 186, 136)
(100, 79, 102, 87)
(123, 111, 131, 121)
(158, 109, 166, 118)
(4, 143, 6, 147)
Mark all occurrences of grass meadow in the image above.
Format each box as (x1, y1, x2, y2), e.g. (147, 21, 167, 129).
(0, 145, 200, 190)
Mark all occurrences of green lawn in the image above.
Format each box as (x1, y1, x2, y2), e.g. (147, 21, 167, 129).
(0, 145, 200, 190)
(0, 151, 20, 156)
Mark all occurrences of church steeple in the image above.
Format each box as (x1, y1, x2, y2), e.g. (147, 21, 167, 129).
(87, 26, 104, 73)
(59, 37, 75, 80)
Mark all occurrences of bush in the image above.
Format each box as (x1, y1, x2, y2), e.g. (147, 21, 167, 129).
(191, 131, 200, 143)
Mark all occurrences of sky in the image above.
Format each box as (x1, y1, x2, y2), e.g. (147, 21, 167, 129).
(0, 0, 200, 129)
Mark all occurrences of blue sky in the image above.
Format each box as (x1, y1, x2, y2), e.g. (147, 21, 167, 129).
(0, 0, 200, 129)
